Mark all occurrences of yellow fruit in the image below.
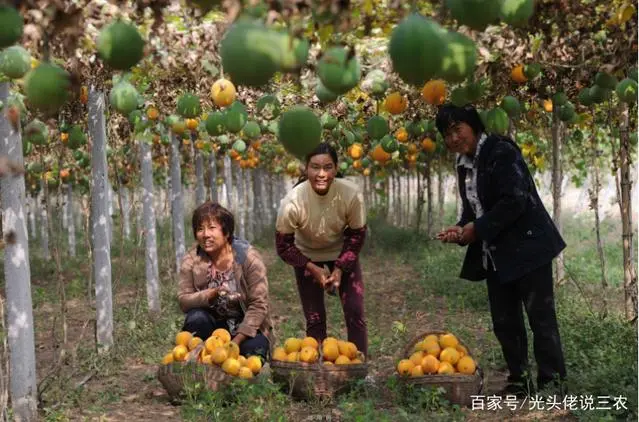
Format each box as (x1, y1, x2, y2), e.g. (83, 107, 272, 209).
(175, 331, 193, 347)
(202, 355, 213, 365)
(348, 143, 364, 160)
(186, 118, 199, 131)
(237, 356, 247, 366)
(338, 341, 358, 359)
(421, 79, 447, 105)
(172, 345, 189, 362)
(421, 355, 440, 374)
(370, 144, 391, 164)
(322, 342, 340, 362)
(212, 329, 231, 344)
(222, 358, 241, 376)
(414, 341, 428, 353)
(273, 347, 288, 361)
(211, 78, 237, 108)
(301, 337, 319, 349)
(423, 334, 439, 344)
(423, 341, 441, 358)
(511, 65, 527, 84)
(284, 338, 303, 354)
(351, 358, 363, 364)
(225, 342, 240, 359)
(384, 92, 408, 114)
(211, 347, 229, 365)
(409, 351, 425, 367)
(543, 99, 553, 112)
(188, 337, 203, 351)
(323, 337, 339, 346)
(397, 359, 415, 376)
(421, 137, 436, 153)
(395, 127, 408, 143)
(439, 333, 459, 349)
(410, 365, 424, 377)
(323, 361, 334, 366)
(245, 356, 262, 374)
(439, 347, 461, 365)
(162, 352, 174, 365)
(205, 336, 224, 354)
(437, 361, 455, 375)
(287, 351, 299, 362)
(456, 345, 468, 358)
(200, 347, 209, 359)
(238, 366, 254, 379)
(456, 356, 476, 374)
(334, 355, 351, 365)
(299, 346, 319, 363)
(146, 107, 159, 121)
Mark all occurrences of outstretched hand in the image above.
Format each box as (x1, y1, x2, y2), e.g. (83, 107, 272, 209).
(436, 226, 463, 243)
(436, 223, 477, 245)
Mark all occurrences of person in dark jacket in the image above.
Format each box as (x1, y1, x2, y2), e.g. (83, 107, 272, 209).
(435, 103, 567, 397)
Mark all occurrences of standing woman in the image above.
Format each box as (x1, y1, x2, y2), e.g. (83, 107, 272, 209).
(435, 103, 567, 396)
(275, 143, 368, 357)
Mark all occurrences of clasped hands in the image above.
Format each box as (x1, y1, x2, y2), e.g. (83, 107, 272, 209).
(306, 262, 341, 292)
(436, 222, 477, 245)
(204, 286, 247, 345)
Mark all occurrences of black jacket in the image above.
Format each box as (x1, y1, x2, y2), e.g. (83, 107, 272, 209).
(456, 134, 566, 283)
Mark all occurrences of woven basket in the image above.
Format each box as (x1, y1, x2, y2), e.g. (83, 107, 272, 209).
(157, 344, 262, 403)
(398, 330, 484, 407)
(270, 351, 368, 401)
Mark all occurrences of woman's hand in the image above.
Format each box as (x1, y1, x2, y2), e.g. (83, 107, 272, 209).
(205, 287, 230, 304)
(205, 287, 219, 304)
(436, 226, 463, 243)
(325, 267, 343, 293)
(232, 333, 247, 345)
(305, 262, 330, 286)
(459, 222, 477, 245)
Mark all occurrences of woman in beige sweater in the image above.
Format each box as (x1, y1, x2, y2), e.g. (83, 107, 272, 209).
(275, 143, 368, 356)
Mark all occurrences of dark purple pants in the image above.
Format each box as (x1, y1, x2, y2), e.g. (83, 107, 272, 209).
(294, 260, 368, 356)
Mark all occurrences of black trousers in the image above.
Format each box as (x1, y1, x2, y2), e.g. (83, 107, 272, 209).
(182, 308, 270, 360)
(486, 262, 567, 388)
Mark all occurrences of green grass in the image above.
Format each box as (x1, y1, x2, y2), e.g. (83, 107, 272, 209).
(0, 208, 636, 421)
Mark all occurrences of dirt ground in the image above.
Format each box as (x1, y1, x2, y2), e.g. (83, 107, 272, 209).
(30, 247, 575, 422)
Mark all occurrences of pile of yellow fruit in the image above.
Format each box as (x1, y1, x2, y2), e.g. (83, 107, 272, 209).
(272, 336, 365, 365)
(396, 333, 477, 377)
(161, 329, 262, 379)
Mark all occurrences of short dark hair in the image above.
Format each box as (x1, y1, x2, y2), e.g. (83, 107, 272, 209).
(191, 201, 234, 243)
(305, 142, 338, 166)
(435, 103, 485, 137)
